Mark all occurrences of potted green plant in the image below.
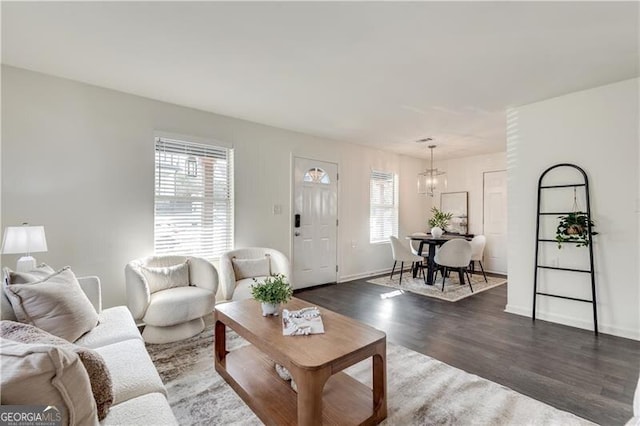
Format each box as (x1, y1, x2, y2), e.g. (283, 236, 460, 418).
(250, 274, 293, 316)
(555, 212, 597, 249)
(428, 207, 453, 238)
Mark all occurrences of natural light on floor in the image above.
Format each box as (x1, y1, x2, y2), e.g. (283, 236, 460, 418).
(380, 290, 404, 299)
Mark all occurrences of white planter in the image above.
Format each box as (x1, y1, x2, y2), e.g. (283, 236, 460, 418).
(261, 302, 280, 316)
(431, 227, 444, 238)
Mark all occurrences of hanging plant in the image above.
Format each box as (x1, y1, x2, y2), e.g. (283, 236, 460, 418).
(555, 212, 597, 249)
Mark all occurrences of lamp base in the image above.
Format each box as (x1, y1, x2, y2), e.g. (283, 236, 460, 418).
(16, 256, 37, 272)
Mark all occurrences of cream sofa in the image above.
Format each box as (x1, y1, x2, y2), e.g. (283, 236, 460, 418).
(1, 274, 177, 425)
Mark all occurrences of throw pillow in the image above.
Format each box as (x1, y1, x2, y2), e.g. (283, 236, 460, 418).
(4, 266, 99, 342)
(9, 263, 56, 283)
(1, 267, 17, 321)
(1, 320, 113, 420)
(232, 256, 271, 280)
(139, 261, 190, 294)
(0, 337, 98, 425)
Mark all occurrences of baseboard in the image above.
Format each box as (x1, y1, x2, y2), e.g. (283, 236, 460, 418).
(338, 266, 413, 283)
(503, 305, 529, 316)
(504, 304, 640, 341)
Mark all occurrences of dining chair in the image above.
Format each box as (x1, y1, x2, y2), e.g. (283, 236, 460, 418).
(409, 232, 429, 257)
(434, 239, 473, 292)
(469, 235, 488, 283)
(389, 236, 424, 285)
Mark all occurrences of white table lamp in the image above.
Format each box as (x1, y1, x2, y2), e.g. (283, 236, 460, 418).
(1, 224, 48, 272)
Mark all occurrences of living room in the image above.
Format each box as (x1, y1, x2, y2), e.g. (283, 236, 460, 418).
(1, 1, 639, 425)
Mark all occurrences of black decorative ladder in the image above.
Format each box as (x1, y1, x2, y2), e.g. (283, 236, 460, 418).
(533, 163, 598, 335)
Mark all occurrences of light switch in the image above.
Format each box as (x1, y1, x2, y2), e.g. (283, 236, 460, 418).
(273, 204, 282, 215)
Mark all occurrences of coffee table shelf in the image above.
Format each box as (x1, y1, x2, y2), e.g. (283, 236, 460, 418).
(214, 298, 387, 426)
(219, 344, 376, 425)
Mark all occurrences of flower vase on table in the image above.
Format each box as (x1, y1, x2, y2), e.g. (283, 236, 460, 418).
(428, 207, 452, 239)
(431, 227, 444, 238)
(260, 302, 280, 317)
(250, 274, 293, 317)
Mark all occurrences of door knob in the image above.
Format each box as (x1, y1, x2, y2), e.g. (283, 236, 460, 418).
(294, 231, 301, 236)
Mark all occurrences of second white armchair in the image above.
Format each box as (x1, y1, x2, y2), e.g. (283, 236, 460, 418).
(219, 247, 292, 302)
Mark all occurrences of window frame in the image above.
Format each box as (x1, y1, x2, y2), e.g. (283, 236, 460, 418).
(153, 136, 234, 260)
(369, 170, 399, 244)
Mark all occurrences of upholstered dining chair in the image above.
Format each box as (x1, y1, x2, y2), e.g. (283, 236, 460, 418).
(125, 255, 218, 344)
(409, 232, 429, 257)
(469, 235, 488, 283)
(389, 236, 424, 285)
(434, 239, 473, 292)
(218, 247, 292, 302)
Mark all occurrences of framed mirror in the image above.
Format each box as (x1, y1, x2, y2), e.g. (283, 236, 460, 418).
(440, 191, 468, 234)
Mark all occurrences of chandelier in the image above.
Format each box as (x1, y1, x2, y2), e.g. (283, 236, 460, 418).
(417, 139, 445, 197)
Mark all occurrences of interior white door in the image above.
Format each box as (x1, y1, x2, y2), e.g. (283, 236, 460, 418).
(483, 170, 508, 274)
(293, 157, 338, 288)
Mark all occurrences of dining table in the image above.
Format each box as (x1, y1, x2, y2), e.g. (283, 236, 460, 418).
(407, 233, 473, 285)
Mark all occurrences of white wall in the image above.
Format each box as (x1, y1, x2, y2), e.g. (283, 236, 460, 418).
(1, 66, 428, 308)
(434, 152, 506, 236)
(0, 65, 2, 242)
(506, 78, 639, 340)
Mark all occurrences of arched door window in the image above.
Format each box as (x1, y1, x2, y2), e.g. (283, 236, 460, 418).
(303, 167, 330, 184)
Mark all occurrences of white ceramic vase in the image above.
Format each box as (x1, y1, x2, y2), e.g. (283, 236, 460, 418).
(431, 226, 444, 238)
(261, 302, 280, 316)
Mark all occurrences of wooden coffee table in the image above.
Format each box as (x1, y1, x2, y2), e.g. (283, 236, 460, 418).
(214, 297, 387, 426)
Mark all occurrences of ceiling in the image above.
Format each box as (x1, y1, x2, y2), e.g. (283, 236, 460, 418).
(2, 2, 638, 160)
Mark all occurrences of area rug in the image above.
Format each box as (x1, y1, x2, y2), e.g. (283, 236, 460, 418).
(146, 322, 592, 425)
(367, 271, 507, 302)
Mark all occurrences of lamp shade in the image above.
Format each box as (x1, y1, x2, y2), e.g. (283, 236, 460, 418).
(1, 225, 48, 255)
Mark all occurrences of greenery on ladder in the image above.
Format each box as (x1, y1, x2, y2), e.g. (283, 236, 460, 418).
(555, 212, 597, 249)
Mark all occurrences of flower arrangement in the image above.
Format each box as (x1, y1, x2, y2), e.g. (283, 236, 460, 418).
(428, 207, 453, 230)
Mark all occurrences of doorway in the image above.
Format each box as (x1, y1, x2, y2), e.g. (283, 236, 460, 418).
(292, 157, 338, 288)
(483, 170, 507, 274)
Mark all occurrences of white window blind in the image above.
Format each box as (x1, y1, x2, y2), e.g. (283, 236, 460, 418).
(154, 137, 234, 259)
(369, 170, 399, 244)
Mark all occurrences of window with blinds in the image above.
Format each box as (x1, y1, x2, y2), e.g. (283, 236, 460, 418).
(154, 137, 234, 259)
(369, 170, 399, 244)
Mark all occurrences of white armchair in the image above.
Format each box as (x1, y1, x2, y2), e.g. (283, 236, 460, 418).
(219, 248, 292, 302)
(125, 255, 218, 344)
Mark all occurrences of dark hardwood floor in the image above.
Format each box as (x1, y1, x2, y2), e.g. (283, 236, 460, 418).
(295, 274, 640, 425)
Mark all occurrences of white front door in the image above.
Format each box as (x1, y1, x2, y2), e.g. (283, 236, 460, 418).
(483, 170, 508, 274)
(293, 157, 338, 288)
